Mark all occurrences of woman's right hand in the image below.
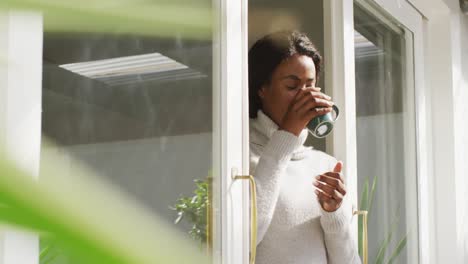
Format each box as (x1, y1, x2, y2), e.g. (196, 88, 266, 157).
(279, 87, 334, 136)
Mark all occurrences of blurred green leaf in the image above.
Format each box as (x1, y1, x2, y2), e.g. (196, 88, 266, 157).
(0, 141, 209, 264)
(0, 0, 212, 39)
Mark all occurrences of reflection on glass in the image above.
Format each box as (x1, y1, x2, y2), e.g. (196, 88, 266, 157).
(39, 2, 217, 262)
(354, 3, 419, 264)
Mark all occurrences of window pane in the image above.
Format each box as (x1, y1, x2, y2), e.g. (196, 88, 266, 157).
(354, 4, 419, 264)
(39, 1, 219, 262)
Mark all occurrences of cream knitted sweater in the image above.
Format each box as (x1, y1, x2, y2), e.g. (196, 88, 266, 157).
(250, 110, 361, 264)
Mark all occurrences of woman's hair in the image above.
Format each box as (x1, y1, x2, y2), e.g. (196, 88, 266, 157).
(248, 30, 323, 118)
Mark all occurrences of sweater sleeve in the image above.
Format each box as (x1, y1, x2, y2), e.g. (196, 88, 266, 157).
(319, 160, 362, 264)
(249, 130, 304, 245)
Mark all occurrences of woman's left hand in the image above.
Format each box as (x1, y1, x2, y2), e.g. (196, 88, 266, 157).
(314, 161, 347, 212)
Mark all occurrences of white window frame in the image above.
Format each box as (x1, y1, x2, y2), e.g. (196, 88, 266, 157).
(0, 11, 42, 264)
(216, 0, 251, 262)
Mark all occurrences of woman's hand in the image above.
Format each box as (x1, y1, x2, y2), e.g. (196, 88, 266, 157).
(279, 87, 334, 136)
(314, 161, 347, 212)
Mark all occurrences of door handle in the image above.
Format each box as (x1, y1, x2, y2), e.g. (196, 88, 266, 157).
(353, 210, 368, 264)
(234, 175, 257, 264)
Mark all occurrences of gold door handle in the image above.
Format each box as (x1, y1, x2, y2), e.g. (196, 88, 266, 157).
(353, 210, 368, 264)
(234, 175, 257, 264)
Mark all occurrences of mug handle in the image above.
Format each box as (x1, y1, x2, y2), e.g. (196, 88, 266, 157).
(332, 105, 340, 121)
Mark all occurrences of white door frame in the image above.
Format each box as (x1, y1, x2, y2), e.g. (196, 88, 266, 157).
(215, 0, 250, 262)
(323, 0, 359, 245)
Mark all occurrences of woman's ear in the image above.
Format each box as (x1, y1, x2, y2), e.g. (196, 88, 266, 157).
(258, 85, 267, 99)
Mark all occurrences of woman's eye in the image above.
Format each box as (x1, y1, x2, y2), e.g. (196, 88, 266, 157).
(287, 86, 297, 90)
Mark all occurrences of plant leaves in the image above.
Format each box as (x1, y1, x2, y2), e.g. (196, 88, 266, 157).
(386, 234, 408, 264)
(359, 179, 369, 211)
(171, 178, 209, 244)
(375, 209, 401, 264)
(368, 176, 377, 220)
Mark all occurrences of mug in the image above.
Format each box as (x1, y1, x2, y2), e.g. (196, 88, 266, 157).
(307, 105, 340, 138)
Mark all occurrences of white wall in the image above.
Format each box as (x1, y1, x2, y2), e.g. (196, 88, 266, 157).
(408, 0, 468, 262)
(458, 8, 468, 263)
(440, 1, 468, 262)
(438, 0, 468, 262)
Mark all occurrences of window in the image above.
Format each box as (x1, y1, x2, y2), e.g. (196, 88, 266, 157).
(354, 2, 419, 263)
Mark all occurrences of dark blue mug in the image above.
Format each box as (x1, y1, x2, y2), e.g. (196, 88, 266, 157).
(307, 105, 340, 138)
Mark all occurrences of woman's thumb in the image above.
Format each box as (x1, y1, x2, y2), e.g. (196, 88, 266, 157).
(333, 161, 343, 173)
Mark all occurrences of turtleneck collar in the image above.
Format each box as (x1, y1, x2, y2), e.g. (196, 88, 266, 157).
(250, 110, 312, 160)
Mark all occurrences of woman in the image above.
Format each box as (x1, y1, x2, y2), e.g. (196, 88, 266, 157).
(249, 30, 361, 264)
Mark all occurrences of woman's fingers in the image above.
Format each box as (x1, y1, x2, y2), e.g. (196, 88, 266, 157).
(304, 107, 333, 120)
(299, 100, 333, 117)
(314, 180, 345, 198)
(293, 89, 332, 111)
(293, 87, 330, 105)
(315, 174, 347, 195)
(295, 97, 333, 114)
(292, 86, 315, 102)
(315, 188, 344, 203)
(294, 88, 331, 106)
(324, 171, 345, 184)
(280, 87, 333, 136)
(315, 189, 332, 202)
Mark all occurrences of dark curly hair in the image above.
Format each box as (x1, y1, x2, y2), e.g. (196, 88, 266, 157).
(248, 30, 323, 118)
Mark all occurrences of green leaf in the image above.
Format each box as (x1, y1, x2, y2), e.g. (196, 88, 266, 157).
(375, 229, 393, 264)
(375, 210, 401, 264)
(171, 177, 209, 244)
(359, 179, 370, 211)
(386, 234, 408, 264)
(39, 244, 52, 260)
(174, 212, 184, 224)
(41, 250, 60, 264)
(368, 176, 377, 218)
(0, 145, 210, 264)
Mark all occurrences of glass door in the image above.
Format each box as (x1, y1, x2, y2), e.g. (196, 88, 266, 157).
(32, 0, 248, 263)
(353, 1, 421, 263)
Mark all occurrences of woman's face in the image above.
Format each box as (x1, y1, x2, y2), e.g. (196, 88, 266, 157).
(259, 53, 317, 126)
